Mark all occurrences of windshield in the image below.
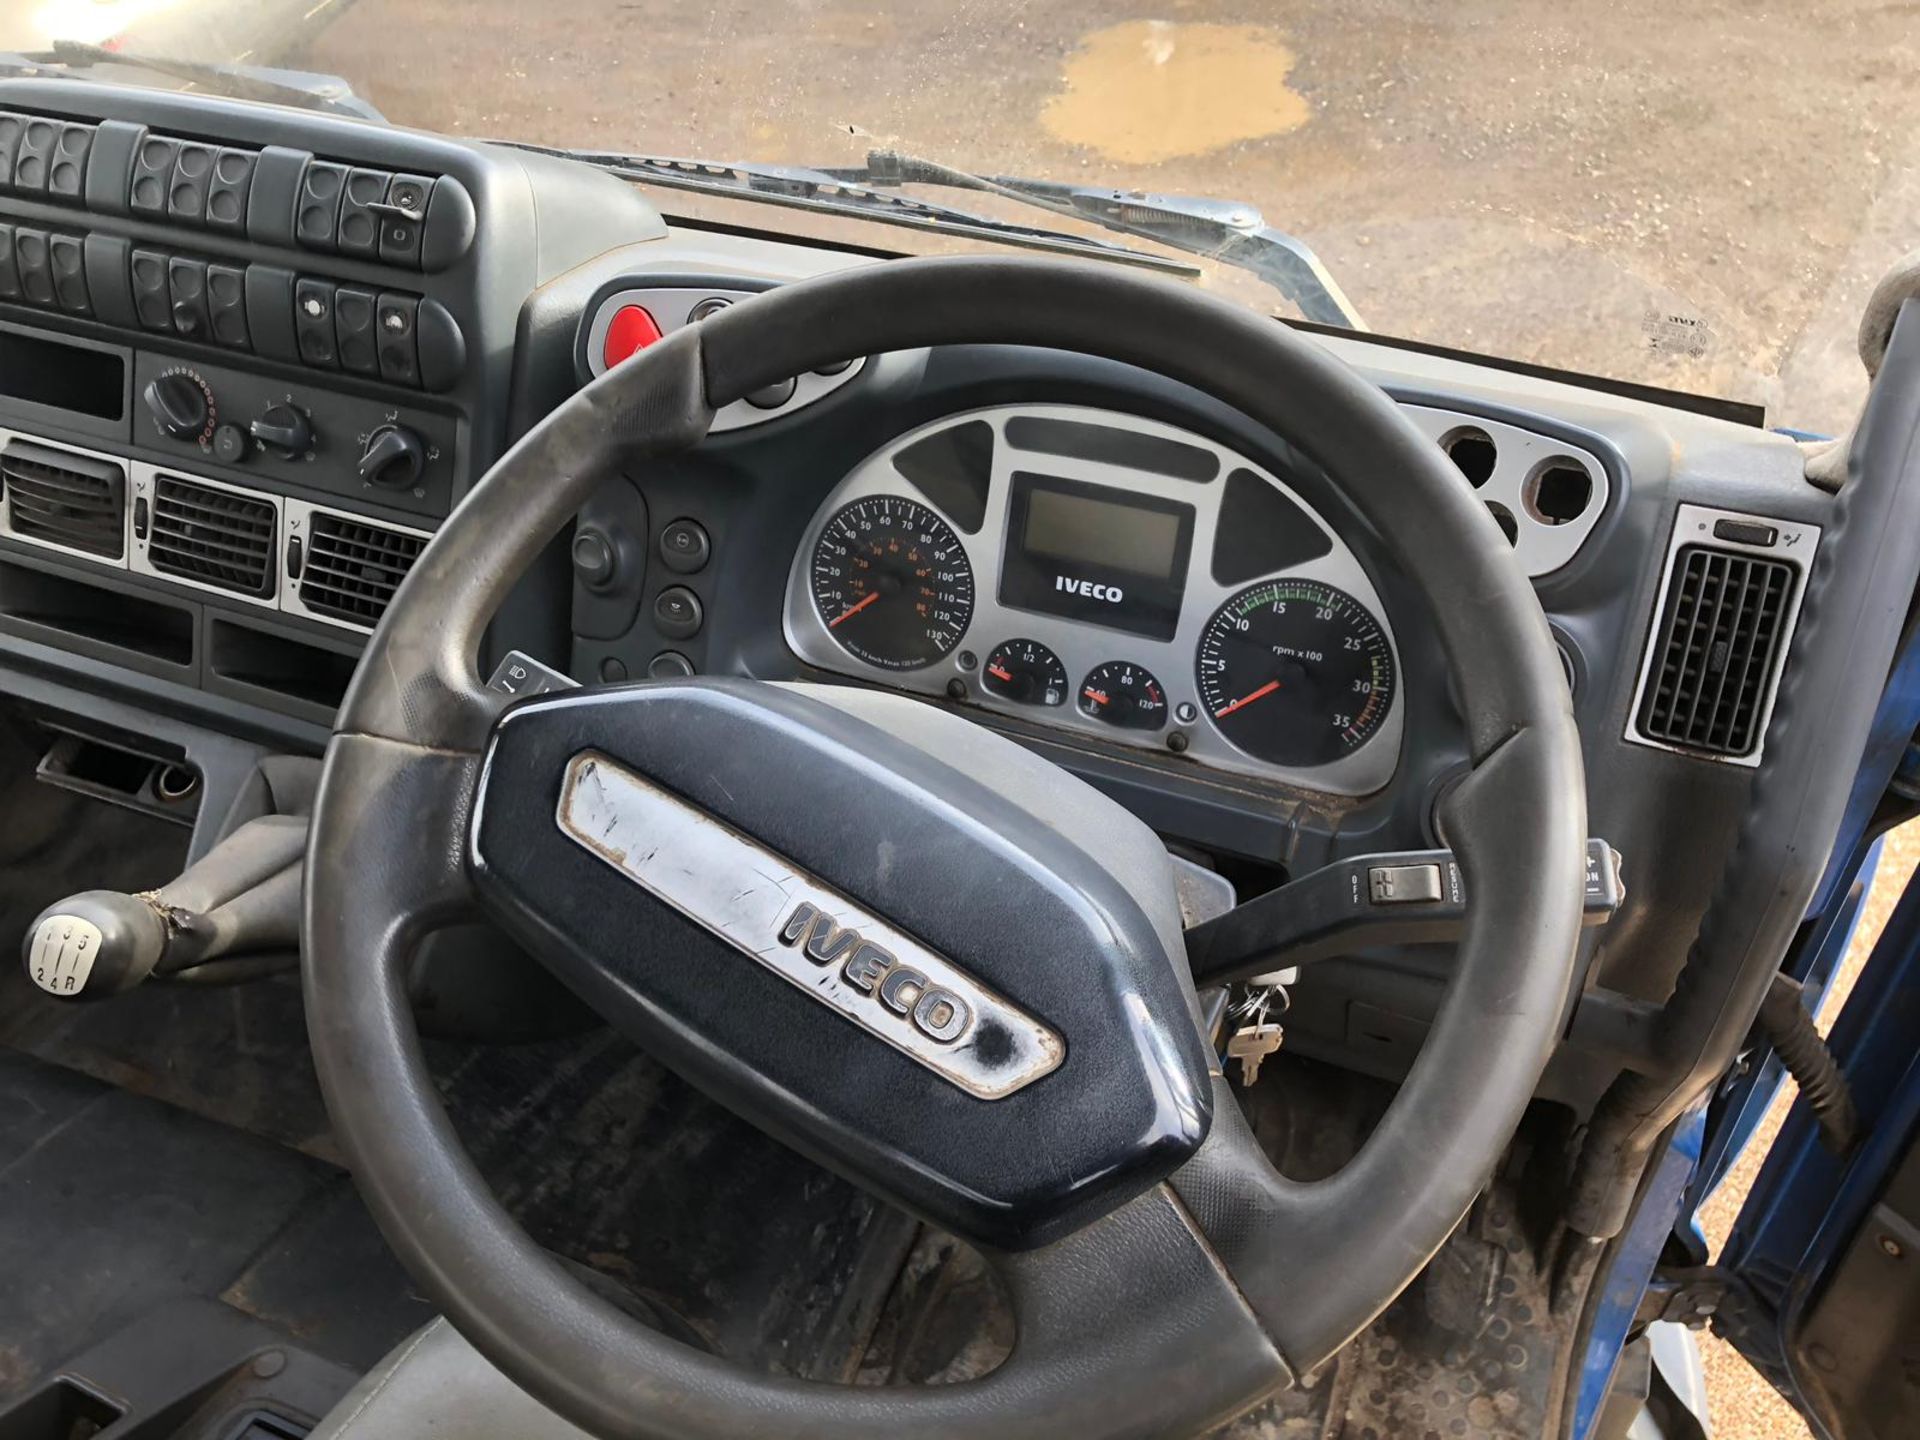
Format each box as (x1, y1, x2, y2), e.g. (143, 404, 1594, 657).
(9, 1, 1910, 433)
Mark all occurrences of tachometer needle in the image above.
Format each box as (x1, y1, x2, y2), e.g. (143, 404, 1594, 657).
(829, 591, 881, 628)
(1214, 679, 1281, 719)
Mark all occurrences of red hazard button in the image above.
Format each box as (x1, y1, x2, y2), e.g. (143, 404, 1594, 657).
(603, 304, 663, 368)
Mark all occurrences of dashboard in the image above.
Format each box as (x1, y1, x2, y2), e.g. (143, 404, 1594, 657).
(782, 403, 1403, 796)
(0, 75, 1857, 1097)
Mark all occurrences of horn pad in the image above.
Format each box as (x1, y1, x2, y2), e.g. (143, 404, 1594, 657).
(469, 679, 1213, 1249)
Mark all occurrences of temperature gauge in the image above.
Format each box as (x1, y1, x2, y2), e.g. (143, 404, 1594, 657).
(1077, 661, 1168, 731)
(982, 639, 1068, 707)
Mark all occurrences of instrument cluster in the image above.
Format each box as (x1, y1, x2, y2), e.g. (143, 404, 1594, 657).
(783, 405, 1403, 796)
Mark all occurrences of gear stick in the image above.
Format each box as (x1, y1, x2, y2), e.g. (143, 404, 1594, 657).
(25, 812, 308, 997)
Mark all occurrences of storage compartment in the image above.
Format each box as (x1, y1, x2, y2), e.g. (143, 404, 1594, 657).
(0, 1376, 125, 1440)
(0, 552, 195, 675)
(33, 728, 200, 829)
(205, 611, 360, 722)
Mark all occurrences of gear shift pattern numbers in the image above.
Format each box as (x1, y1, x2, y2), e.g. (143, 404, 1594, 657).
(28, 915, 102, 995)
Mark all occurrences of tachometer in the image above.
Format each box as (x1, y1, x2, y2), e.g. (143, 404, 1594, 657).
(1196, 579, 1395, 766)
(810, 496, 974, 670)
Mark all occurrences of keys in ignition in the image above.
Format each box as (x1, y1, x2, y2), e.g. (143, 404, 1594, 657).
(1227, 1022, 1284, 1087)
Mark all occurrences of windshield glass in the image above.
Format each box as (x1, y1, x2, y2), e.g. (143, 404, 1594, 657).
(8, 2, 1911, 432)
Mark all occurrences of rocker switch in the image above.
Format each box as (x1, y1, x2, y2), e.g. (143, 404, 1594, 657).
(1368, 863, 1443, 905)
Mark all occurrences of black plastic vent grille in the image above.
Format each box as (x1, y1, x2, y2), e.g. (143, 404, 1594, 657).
(299, 512, 426, 627)
(1637, 544, 1795, 757)
(1, 442, 125, 559)
(149, 476, 275, 598)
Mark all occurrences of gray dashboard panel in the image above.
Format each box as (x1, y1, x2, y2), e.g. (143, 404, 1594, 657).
(782, 403, 1406, 797)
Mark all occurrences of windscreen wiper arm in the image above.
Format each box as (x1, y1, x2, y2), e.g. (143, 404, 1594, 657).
(837, 150, 1363, 329)
(485, 141, 1201, 281)
(0, 41, 374, 117)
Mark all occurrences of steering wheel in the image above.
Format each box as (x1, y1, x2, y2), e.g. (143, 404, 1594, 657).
(303, 256, 1586, 1439)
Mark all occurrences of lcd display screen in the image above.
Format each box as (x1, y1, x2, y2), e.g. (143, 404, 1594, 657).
(1022, 484, 1185, 579)
(998, 472, 1194, 640)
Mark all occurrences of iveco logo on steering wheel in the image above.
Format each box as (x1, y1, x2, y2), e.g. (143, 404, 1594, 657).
(1055, 575, 1125, 602)
(554, 751, 1065, 1099)
(777, 902, 974, 1043)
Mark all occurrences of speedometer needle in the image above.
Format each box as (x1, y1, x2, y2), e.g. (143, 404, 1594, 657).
(1214, 679, 1282, 718)
(829, 591, 881, 628)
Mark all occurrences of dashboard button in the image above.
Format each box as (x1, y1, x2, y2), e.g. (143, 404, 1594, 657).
(48, 234, 88, 315)
(212, 423, 247, 465)
(653, 586, 704, 640)
(296, 160, 346, 250)
(334, 286, 379, 375)
(1711, 517, 1778, 548)
(168, 142, 216, 225)
(375, 292, 420, 385)
(1368, 864, 1443, 905)
(204, 148, 255, 233)
(377, 174, 432, 267)
(167, 257, 210, 338)
(744, 376, 798, 410)
(129, 248, 171, 330)
(294, 279, 338, 367)
(571, 528, 618, 589)
(13, 228, 52, 306)
(338, 168, 391, 257)
(128, 135, 177, 216)
(603, 304, 662, 368)
(648, 651, 696, 679)
(0, 225, 17, 301)
(659, 518, 710, 574)
(206, 264, 250, 349)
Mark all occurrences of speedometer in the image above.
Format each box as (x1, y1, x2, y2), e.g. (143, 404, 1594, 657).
(810, 496, 974, 670)
(1195, 579, 1395, 767)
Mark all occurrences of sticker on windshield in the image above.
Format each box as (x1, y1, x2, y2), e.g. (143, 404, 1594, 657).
(1643, 309, 1713, 358)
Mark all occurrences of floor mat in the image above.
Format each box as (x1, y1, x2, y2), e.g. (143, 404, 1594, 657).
(0, 1050, 430, 1398)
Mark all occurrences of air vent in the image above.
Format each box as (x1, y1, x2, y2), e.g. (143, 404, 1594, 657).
(149, 475, 276, 598)
(1, 441, 125, 559)
(1636, 544, 1795, 758)
(297, 511, 427, 627)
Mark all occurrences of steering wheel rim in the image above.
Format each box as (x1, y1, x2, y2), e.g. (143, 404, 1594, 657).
(303, 256, 1587, 1438)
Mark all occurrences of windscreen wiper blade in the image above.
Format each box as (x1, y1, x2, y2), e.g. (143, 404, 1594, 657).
(0, 41, 375, 117)
(837, 150, 1363, 329)
(485, 141, 1202, 281)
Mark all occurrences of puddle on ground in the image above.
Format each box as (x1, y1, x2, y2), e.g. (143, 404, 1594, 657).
(1040, 20, 1311, 166)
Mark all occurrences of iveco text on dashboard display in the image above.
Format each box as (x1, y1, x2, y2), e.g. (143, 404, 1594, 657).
(998, 471, 1194, 639)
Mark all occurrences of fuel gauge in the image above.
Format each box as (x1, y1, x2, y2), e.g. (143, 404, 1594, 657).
(1077, 661, 1169, 731)
(982, 639, 1068, 707)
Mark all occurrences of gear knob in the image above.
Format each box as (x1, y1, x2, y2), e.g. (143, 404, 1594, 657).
(24, 891, 167, 998)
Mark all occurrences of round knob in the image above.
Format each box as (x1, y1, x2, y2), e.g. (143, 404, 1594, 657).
(250, 402, 314, 460)
(142, 371, 210, 441)
(571, 528, 617, 590)
(358, 424, 426, 489)
(24, 892, 167, 999)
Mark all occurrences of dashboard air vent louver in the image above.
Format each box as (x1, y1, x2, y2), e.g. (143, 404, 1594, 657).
(149, 475, 276, 598)
(1636, 544, 1794, 758)
(1, 441, 125, 559)
(298, 511, 427, 627)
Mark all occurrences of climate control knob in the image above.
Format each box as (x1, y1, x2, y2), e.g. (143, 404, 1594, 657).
(249, 402, 314, 460)
(142, 371, 211, 442)
(358, 424, 426, 489)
